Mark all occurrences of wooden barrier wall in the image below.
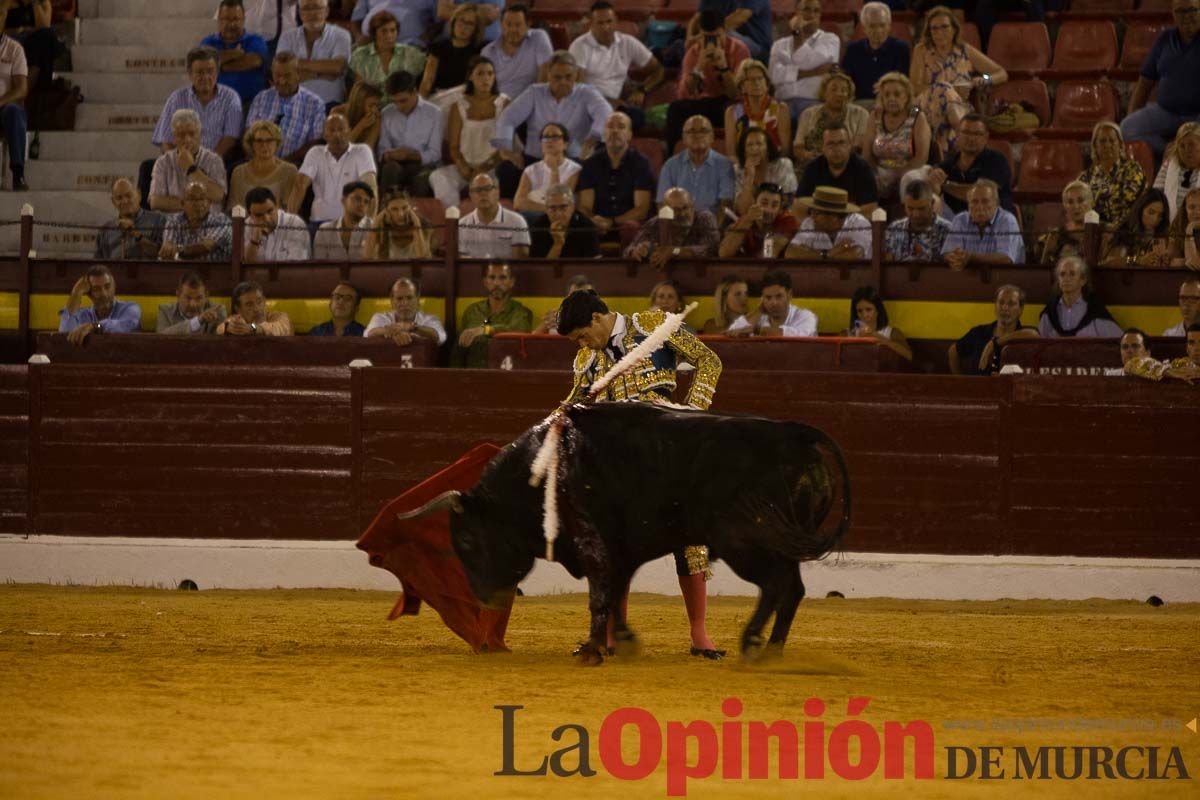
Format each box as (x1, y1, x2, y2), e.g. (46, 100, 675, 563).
(2, 364, 1196, 558)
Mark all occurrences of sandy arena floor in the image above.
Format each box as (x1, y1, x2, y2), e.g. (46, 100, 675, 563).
(1, 585, 1197, 799)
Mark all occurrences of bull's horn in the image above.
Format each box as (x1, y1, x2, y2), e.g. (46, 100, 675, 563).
(395, 490, 463, 521)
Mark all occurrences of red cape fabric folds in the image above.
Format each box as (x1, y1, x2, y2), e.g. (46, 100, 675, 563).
(357, 443, 512, 653)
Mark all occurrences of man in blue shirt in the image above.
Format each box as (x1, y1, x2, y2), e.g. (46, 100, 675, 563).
(201, 0, 269, 108)
(941, 179, 1025, 270)
(58, 265, 142, 346)
(309, 282, 367, 337)
(492, 51, 611, 197)
(577, 112, 655, 242)
(1121, 0, 1200, 158)
(377, 71, 445, 197)
(656, 115, 734, 218)
(929, 114, 1013, 216)
(841, 2, 911, 102)
(480, 4, 553, 99)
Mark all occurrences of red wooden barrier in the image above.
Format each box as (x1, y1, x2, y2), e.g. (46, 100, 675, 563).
(3, 366, 1196, 558)
(487, 334, 914, 372)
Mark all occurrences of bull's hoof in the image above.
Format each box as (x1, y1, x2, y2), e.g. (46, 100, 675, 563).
(690, 647, 726, 660)
(574, 644, 606, 666)
(571, 643, 614, 657)
(740, 634, 766, 664)
(613, 630, 641, 658)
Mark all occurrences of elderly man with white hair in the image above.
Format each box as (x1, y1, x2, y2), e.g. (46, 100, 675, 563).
(148, 108, 228, 213)
(1038, 256, 1123, 338)
(840, 2, 911, 104)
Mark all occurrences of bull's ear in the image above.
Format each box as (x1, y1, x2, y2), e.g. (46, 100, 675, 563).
(395, 490, 463, 521)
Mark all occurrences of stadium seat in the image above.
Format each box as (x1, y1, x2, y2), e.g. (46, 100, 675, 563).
(1049, 81, 1120, 131)
(1032, 202, 1064, 235)
(632, 137, 666, 175)
(1064, 0, 1135, 10)
(1136, 0, 1174, 11)
(605, 0, 665, 22)
(1119, 22, 1171, 70)
(989, 138, 1017, 178)
(544, 22, 571, 51)
(960, 23, 981, 51)
(644, 78, 679, 109)
(1016, 140, 1085, 196)
(815, 0, 864, 13)
(414, 198, 447, 228)
(1125, 140, 1156, 179)
(991, 79, 1051, 127)
(1048, 21, 1118, 73)
(986, 23, 1051, 74)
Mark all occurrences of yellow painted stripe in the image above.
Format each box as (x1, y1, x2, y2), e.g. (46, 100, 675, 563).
(3, 293, 1181, 339)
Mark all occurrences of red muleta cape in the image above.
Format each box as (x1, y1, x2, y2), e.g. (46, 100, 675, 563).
(356, 443, 512, 653)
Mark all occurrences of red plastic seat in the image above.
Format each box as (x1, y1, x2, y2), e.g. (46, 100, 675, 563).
(414, 198, 447, 228)
(1049, 21, 1118, 71)
(644, 78, 679, 108)
(1050, 81, 1120, 130)
(991, 79, 1051, 127)
(632, 137, 665, 176)
(1125, 140, 1155, 179)
(544, 22, 570, 51)
(987, 23, 1052, 73)
(1032, 202, 1064, 236)
(1017, 140, 1085, 194)
(1120, 22, 1171, 69)
(1065, 0, 1135, 10)
(960, 22, 981, 51)
(1136, 0, 1174, 11)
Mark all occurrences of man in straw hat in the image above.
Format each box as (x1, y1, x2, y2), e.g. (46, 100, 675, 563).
(784, 185, 872, 260)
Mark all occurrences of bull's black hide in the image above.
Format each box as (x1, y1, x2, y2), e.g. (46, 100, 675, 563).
(421, 402, 851, 664)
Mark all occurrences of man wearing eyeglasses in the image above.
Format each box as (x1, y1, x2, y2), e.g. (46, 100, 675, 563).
(492, 50, 612, 198)
(459, 173, 531, 258)
(529, 184, 600, 258)
(309, 282, 366, 337)
(657, 115, 735, 218)
(1122, 0, 1200, 159)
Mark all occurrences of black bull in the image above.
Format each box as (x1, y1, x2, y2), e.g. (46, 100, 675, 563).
(406, 402, 850, 663)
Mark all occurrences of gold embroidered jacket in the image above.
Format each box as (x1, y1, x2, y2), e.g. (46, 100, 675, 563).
(564, 310, 722, 409)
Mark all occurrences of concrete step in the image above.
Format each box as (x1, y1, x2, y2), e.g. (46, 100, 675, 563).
(80, 0, 216, 19)
(0, 192, 117, 256)
(62, 72, 187, 106)
(78, 17, 213, 48)
(23, 161, 145, 192)
(75, 104, 162, 132)
(34, 131, 159, 163)
(71, 45, 187, 74)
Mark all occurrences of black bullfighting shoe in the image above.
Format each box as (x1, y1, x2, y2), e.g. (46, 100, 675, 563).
(690, 647, 727, 660)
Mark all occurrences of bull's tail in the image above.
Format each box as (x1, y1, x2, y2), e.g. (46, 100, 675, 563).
(804, 430, 851, 562)
(739, 426, 851, 563)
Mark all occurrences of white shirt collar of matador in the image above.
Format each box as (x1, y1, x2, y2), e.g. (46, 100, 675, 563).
(565, 309, 722, 410)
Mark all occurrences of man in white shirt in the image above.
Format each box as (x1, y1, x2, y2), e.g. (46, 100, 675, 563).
(1164, 278, 1200, 336)
(290, 112, 378, 223)
(768, 0, 840, 119)
(275, 0, 352, 107)
(364, 277, 448, 346)
(220, 0, 299, 46)
(0, 29, 29, 189)
(243, 186, 311, 262)
(459, 173, 531, 258)
(785, 186, 872, 260)
(312, 180, 373, 260)
(568, 2, 664, 130)
(727, 269, 818, 337)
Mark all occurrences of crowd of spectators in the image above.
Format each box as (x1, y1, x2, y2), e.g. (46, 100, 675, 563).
(24, 0, 1200, 373)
